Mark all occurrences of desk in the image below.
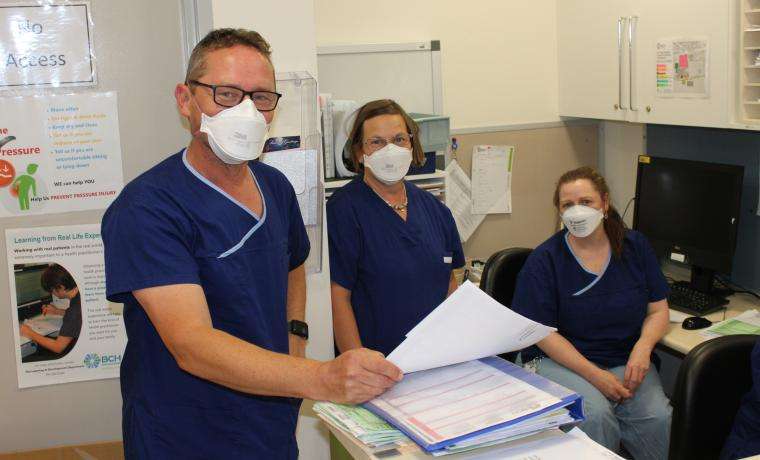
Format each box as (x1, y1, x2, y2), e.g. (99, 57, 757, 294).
(326, 423, 619, 460)
(19, 314, 62, 358)
(659, 292, 759, 357)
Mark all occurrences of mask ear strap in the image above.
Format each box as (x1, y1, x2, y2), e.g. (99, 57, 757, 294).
(188, 90, 207, 138)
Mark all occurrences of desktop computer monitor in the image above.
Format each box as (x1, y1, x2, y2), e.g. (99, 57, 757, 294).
(633, 155, 744, 294)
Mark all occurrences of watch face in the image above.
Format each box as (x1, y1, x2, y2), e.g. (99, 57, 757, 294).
(290, 320, 308, 339)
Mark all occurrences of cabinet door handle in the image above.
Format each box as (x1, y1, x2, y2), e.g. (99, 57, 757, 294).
(629, 16, 639, 111)
(618, 17, 627, 110)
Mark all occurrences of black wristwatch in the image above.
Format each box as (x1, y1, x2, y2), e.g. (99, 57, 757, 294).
(289, 320, 309, 340)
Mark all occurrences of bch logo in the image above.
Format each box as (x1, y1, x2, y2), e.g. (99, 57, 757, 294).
(83, 353, 100, 369)
(101, 354, 122, 365)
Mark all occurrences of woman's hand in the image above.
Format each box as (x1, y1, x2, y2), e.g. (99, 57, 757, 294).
(624, 342, 652, 393)
(588, 368, 632, 402)
(19, 323, 34, 338)
(41, 304, 64, 316)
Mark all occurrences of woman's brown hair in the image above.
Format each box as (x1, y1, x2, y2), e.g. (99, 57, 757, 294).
(347, 99, 425, 172)
(553, 166, 627, 258)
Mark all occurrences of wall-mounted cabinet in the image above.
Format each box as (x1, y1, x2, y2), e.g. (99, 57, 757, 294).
(558, 0, 730, 128)
(740, 0, 760, 123)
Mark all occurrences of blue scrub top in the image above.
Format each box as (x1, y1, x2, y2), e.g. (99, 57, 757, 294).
(327, 177, 464, 356)
(722, 338, 760, 460)
(102, 150, 310, 459)
(512, 229, 669, 368)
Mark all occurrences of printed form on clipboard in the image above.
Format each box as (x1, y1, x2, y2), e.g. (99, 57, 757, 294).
(360, 281, 584, 454)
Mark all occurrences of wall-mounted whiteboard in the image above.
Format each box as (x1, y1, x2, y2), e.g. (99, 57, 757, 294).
(317, 41, 443, 115)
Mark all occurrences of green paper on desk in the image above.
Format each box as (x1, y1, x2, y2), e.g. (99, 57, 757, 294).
(314, 402, 407, 448)
(702, 309, 760, 338)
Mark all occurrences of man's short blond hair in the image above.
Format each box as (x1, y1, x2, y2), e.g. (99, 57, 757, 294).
(185, 28, 272, 82)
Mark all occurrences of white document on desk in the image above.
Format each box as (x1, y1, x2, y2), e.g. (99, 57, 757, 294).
(387, 281, 555, 373)
(433, 427, 622, 459)
(471, 145, 513, 215)
(669, 309, 690, 323)
(445, 159, 485, 242)
(19, 315, 63, 345)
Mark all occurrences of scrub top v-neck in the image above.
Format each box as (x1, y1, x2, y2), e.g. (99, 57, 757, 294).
(327, 177, 464, 356)
(511, 229, 669, 368)
(102, 150, 310, 459)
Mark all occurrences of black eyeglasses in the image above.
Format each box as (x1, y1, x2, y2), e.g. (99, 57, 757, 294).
(187, 80, 282, 111)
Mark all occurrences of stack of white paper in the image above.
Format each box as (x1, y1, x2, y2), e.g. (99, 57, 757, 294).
(387, 280, 555, 373)
(365, 357, 584, 454)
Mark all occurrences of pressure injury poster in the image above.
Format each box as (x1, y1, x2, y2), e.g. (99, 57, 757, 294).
(0, 92, 123, 216)
(7, 224, 126, 388)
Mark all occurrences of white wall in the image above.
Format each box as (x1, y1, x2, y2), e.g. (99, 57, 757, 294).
(0, 0, 190, 452)
(599, 121, 646, 227)
(314, 0, 560, 130)
(210, 2, 331, 459)
(212, 0, 318, 77)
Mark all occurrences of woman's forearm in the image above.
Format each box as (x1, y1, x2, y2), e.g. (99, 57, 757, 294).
(537, 332, 601, 381)
(636, 299, 669, 351)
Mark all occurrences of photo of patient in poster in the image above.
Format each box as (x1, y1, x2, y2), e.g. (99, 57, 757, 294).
(16, 263, 81, 363)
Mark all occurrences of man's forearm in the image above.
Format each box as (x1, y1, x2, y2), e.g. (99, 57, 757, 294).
(286, 264, 307, 357)
(174, 325, 327, 400)
(286, 264, 306, 322)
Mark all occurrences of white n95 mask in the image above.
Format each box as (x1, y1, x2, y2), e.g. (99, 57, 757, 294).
(199, 99, 269, 164)
(562, 205, 604, 238)
(363, 143, 412, 185)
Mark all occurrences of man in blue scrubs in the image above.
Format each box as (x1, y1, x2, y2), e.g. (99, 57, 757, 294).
(102, 29, 402, 459)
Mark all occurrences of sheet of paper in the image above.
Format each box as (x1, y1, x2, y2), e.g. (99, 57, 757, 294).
(261, 148, 319, 225)
(8, 224, 126, 388)
(313, 402, 406, 448)
(656, 38, 709, 98)
(0, 92, 123, 216)
(436, 427, 623, 459)
(445, 159, 485, 242)
(444, 409, 573, 452)
(471, 145, 513, 214)
(387, 281, 555, 373)
(700, 309, 760, 338)
(669, 309, 690, 323)
(370, 360, 562, 446)
(19, 315, 63, 346)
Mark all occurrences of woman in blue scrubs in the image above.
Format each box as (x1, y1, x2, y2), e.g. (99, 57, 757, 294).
(328, 99, 464, 356)
(722, 337, 760, 459)
(511, 166, 671, 460)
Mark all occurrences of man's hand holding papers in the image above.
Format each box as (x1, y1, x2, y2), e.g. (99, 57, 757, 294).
(317, 348, 403, 404)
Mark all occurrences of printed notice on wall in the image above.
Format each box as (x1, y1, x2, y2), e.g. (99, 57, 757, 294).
(0, 92, 123, 216)
(656, 38, 709, 98)
(7, 224, 126, 388)
(0, 2, 95, 89)
(471, 145, 514, 215)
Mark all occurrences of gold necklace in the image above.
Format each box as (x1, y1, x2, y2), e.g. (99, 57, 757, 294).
(368, 181, 408, 211)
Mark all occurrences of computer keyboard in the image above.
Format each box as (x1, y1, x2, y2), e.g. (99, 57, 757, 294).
(668, 282, 729, 316)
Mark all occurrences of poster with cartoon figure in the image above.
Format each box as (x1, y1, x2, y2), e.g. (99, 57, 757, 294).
(0, 92, 123, 217)
(7, 224, 126, 388)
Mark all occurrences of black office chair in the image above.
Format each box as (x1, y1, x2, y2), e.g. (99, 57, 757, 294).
(479, 247, 532, 362)
(669, 334, 758, 460)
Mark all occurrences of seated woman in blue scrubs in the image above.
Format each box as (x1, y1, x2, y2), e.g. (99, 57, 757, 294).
(722, 337, 760, 460)
(328, 99, 464, 356)
(511, 166, 671, 460)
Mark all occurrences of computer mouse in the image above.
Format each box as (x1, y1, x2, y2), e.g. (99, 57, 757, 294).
(682, 316, 712, 330)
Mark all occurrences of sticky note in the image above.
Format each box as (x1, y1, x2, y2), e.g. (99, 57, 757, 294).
(679, 54, 688, 68)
